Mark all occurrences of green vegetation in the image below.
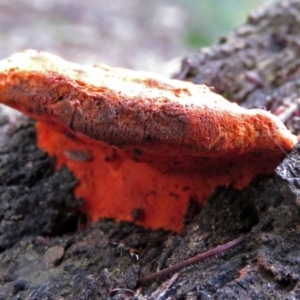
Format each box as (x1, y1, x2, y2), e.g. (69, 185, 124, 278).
(176, 0, 271, 48)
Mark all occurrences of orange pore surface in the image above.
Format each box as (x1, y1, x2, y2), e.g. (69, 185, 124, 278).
(37, 121, 221, 231)
(36, 121, 290, 232)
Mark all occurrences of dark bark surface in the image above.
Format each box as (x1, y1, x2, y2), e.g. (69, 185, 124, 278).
(1, 0, 300, 299)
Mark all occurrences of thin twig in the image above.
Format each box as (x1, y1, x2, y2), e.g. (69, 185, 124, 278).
(138, 235, 246, 285)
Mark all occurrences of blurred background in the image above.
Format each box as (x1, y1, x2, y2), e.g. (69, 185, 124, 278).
(0, 0, 274, 75)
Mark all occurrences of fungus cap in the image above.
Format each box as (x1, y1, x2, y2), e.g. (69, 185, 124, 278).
(0, 50, 296, 230)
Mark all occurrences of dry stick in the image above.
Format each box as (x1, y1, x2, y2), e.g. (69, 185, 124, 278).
(138, 235, 246, 285)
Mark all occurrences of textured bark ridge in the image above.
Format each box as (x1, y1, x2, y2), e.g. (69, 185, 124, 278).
(0, 50, 296, 231)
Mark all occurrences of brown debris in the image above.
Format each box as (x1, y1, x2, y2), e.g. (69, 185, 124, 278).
(44, 245, 65, 267)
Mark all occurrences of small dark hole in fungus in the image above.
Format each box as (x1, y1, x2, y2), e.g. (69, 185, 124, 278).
(55, 95, 64, 102)
(169, 192, 179, 199)
(133, 148, 143, 156)
(65, 132, 75, 139)
(182, 186, 190, 191)
(131, 208, 145, 221)
(104, 149, 121, 163)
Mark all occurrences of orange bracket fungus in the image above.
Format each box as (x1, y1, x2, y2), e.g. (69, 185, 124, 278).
(0, 50, 297, 231)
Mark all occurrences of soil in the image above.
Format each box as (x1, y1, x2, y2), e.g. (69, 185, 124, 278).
(1, 0, 300, 299)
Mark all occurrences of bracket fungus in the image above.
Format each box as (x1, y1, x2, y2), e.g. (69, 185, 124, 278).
(0, 50, 297, 231)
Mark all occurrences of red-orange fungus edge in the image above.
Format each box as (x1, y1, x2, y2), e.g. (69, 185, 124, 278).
(36, 120, 292, 232)
(36, 121, 205, 231)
